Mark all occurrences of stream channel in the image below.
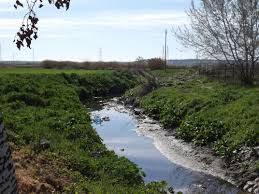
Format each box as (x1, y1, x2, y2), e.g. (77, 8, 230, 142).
(89, 98, 246, 194)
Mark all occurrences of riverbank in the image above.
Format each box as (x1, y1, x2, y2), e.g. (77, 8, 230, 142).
(91, 98, 244, 193)
(0, 69, 167, 193)
(124, 69, 259, 193)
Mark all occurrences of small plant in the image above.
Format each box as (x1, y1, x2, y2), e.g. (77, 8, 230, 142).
(176, 117, 228, 146)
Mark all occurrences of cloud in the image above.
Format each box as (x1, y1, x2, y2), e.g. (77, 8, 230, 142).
(0, 34, 13, 38)
(0, 19, 20, 30)
(58, 11, 190, 28)
(0, 33, 73, 39)
(0, 0, 11, 4)
(86, 11, 189, 28)
(0, 8, 14, 12)
(0, 10, 189, 31)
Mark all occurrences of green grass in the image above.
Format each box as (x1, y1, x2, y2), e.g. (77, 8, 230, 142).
(138, 69, 259, 158)
(0, 70, 167, 193)
(0, 67, 112, 75)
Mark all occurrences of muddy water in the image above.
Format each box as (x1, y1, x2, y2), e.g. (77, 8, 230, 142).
(90, 99, 245, 194)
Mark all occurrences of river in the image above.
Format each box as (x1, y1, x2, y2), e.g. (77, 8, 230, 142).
(90, 98, 245, 194)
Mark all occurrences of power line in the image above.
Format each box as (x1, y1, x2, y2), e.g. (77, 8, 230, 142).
(167, 46, 169, 60)
(162, 46, 164, 59)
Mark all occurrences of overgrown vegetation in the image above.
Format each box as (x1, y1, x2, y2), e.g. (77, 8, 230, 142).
(131, 69, 259, 160)
(0, 68, 167, 193)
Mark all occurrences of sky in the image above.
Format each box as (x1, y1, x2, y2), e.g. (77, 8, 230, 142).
(0, 0, 196, 61)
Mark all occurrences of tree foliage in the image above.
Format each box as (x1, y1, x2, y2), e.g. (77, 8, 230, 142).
(14, 0, 71, 49)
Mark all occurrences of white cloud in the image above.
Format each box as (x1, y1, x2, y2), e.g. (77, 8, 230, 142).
(0, 10, 189, 31)
(0, 0, 14, 7)
(0, 18, 20, 30)
(62, 11, 189, 28)
(0, 34, 13, 38)
(0, 0, 11, 3)
(0, 8, 13, 12)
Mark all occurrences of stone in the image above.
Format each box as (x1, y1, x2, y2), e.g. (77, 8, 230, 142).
(149, 128, 159, 132)
(254, 188, 259, 194)
(244, 184, 251, 190)
(168, 187, 174, 193)
(239, 147, 253, 161)
(248, 187, 253, 193)
(134, 108, 143, 115)
(247, 181, 255, 186)
(36, 183, 52, 193)
(102, 116, 110, 121)
(40, 139, 50, 150)
(254, 146, 259, 156)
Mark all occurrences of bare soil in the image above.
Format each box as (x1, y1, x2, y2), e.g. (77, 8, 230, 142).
(12, 148, 72, 194)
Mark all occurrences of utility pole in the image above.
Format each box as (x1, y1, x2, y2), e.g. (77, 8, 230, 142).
(164, 29, 168, 71)
(162, 46, 164, 59)
(167, 45, 169, 62)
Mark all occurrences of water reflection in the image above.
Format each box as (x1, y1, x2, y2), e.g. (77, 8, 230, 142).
(91, 102, 244, 194)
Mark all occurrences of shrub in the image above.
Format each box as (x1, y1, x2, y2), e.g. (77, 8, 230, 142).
(176, 117, 228, 146)
(147, 58, 165, 70)
(7, 93, 48, 107)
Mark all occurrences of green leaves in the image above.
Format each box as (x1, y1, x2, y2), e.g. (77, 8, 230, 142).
(0, 71, 163, 193)
(176, 117, 228, 146)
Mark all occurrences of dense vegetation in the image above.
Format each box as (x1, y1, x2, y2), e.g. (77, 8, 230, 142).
(126, 69, 259, 174)
(0, 68, 167, 193)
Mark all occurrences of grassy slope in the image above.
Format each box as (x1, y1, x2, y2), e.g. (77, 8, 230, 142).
(0, 68, 166, 193)
(130, 69, 258, 174)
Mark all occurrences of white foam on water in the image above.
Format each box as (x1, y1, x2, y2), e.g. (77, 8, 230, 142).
(135, 117, 235, 185)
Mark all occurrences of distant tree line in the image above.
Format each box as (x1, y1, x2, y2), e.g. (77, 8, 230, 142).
(39, 58, 165, 70)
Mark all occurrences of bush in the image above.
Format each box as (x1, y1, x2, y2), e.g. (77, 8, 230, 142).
(0, 70, 168, 193)
(7, 93, 48, 107)
(176, 117, 228, 146)
(147, 58, 165, 70)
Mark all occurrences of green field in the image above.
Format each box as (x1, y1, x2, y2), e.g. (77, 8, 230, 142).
(0, 67, 112, 75)
(0, 69, 167, 193)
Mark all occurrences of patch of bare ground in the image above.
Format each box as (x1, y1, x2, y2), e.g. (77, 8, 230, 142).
(12, 148, 72, 194)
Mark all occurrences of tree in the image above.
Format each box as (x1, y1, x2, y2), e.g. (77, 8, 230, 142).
(176, 0, 259, 85)
(133, 56, 147, 69)
(14, 0, 71, 49)
(147, 58, 165, 70)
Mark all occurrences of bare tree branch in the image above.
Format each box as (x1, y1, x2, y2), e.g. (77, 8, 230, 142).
(14, 0, 71, 49)
(176, 0, 259, 85)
